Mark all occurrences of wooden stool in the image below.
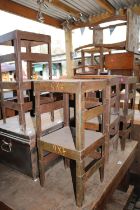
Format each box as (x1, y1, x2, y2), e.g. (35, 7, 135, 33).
(119, 76, 137, 150)
(74, 74, 120, 161)
(35, 79, 107, 207)
(0, 30, 52, 132)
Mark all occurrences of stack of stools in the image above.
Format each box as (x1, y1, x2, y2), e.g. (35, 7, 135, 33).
(0, 30, 52, 132)
(74, 47, 110, 75)
(74, 74, 120, 161)
(119, 76, 137, 150)
(35, 79, 107, 207)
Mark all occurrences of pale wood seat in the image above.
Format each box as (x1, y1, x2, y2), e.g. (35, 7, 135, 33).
(35, 79, 107, 207)
(41, 127, 75, 150)
(41, 126, 104, 152)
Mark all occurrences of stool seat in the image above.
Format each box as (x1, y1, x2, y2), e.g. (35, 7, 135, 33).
(41, 126, 104, 152)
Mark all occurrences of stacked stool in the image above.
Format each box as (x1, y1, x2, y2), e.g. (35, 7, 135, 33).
(119, 76, 137, 150)
(35, 79, 107, 207)
(74, 74, 120, 161)
(0, 30, 52, 132)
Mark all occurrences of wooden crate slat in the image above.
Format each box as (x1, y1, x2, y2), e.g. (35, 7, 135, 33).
(3, 101, 32, 111)
(84, 158, 104, 182)
(21, 53, 50, 62)
(106, 185, 134, 210)
(40, 100, 63, 114)
(0, 82, 18, 89)
(84, 105, 104, 121)
(0, 53, 15, 63)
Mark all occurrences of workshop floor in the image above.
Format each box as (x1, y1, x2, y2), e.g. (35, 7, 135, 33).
(0, 140, 138, 210)
(127, 175, 140, 210)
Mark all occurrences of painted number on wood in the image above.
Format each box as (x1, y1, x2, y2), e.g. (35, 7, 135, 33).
(51, 83, 64, 91)
(53, 145, 66, 156)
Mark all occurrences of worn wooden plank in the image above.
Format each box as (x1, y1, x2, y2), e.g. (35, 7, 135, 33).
(106, 185, 134, 210)
(34, 80, 79, 93)
(82, 80, 107, 92)
(0, 31, 16, 44)
(41, 127, 79, 160)
(21, 53, 50, 62)
(0, 81, 18, 90)
(84, 105, 104, 121)
(40, 100, 63, 114)
(85, 122, 99, 131)
(96, 41, 126, 50)
(17, 30, 51, 43)
(84, 159, 104, 182)
(22, 81, 32, 90)
(0, 53, 15, 63)
(34, 79, 107, 93)
(119, 76, 137, 84)
(86, 141, 137, 210)
(74, 75, 119, 88)
(3, 101, 32, 112)
(0, 140, 137, 210)
(81, 135, 105, 159)
(0, 81, 32, 90)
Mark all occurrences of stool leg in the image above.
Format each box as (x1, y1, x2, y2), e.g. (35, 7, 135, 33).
(120, 122, 127, 151)
(113, 136, 119, 151)
(99, 164, 104, 182)
(120, 137, 126, 151)
(112, 122, 119, 151)
(38, 148, 45, 187)
(50, 93, 54, 122)
(76, 160, 84, 207)
(99, 144, 105, 182)
(50, 111, 54, 122)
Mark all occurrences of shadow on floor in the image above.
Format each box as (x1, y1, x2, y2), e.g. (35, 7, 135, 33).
(0, 201, 14, 210)
(127, 174, 140, 210)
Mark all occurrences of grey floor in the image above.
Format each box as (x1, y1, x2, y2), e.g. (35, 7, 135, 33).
(0, 160, 77, 210)
(0, 140, 138, 210)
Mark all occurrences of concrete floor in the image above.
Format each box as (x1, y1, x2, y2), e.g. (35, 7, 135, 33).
(0, 140, 137, 210)
(0, 160, 77, 210)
